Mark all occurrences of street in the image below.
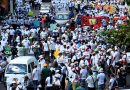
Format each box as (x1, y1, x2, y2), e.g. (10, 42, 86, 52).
(0, 74, 130, 90)
(0, 0, 130, 90)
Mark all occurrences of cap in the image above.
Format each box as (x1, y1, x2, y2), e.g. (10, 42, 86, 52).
(43, 63, 48, 67)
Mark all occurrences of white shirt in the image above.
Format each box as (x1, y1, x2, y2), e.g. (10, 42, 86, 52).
(43, 42, 49, 51)
(9, 29, 15, 35)
(109, 78, 115, 90)
(86, 75, 95, 88)
(32, 68, 40, 81)
(22, 39, 30, 48)
(50, 41, 55, 50)
(17, 46, 24, 56)
(67, 66, 76, 82)
(97, 72, 106, 85)
(46, 76, 54, 87)
(80, 68, 88, 79)
(40, 31, 47, 39)
(30, 28, 37, 37)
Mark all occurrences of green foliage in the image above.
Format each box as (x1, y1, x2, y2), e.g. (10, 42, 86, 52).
(126, 0, 130, 5)
(100, 20, 130, 48)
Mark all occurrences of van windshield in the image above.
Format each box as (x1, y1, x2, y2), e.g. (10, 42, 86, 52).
(6, 64, 27, 74)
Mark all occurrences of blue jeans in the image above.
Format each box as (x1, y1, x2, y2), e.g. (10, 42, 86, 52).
(33, 80, 38, 90)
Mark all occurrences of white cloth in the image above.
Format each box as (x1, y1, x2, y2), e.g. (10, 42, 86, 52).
(97, 73, 106, 85)
(46, 76, 54, 87)
(86, 75, 95, 88)
(32, 68, 40, 81)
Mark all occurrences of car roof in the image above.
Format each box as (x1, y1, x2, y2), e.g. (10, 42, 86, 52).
(9, 56, 36, 64)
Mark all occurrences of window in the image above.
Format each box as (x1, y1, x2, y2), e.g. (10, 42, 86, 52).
(6, 64, 27, 74)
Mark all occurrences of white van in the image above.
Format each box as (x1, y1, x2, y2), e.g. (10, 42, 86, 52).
(4, 56, 38, 90)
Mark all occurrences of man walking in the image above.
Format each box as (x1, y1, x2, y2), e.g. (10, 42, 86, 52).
(32, 65, 40, 90)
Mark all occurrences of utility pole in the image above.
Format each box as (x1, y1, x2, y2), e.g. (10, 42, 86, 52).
(10, 0, 13, 14)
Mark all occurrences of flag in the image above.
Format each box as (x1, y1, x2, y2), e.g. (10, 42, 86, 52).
(53, 49, 60, 58)
(89, 19, 96, 25)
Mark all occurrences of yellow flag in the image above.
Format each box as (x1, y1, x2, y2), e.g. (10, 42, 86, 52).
(54, 49, 60, 58)
(89, 19, 96, 25)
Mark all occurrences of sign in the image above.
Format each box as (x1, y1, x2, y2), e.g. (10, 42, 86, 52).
(81, 16, 110, 29)
(52, 0, 69, 12)
(81, 16, 92, 26)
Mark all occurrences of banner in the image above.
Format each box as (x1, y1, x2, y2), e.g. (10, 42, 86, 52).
(52, 0, 69, 12)
(81, 16, 92, 26)
(81, 16, 109, 29)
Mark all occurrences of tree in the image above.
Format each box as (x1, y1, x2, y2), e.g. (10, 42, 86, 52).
(99, 20, 130, 51)
(126, 0, 130, 5)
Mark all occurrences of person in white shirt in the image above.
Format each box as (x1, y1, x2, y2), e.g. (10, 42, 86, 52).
(30, 27, 37, 39)
(109, 74, 118, 90)
(42, 40, 49, 58)
(40, 30, 47, 40)
(16, 43, 24, 56)
(45, 73, 54, 90)
(50, 39, 55, 59)
(86, 71, 96, 90)
(80, 64, 88, 80)
(38, 55, 46, 70)
(32, 65, 40, 90)
(22, 37, 30, 55)
(1, 38, 8, 48)
(97, 68, 106, 90)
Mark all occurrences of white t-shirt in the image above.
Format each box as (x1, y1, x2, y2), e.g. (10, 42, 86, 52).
(40, 31, 47, 39)
(80, 68, 88, 79)
(109, 78, 115, 90)
(46, 76, 54, 87)
(9, 29, 15, 35)
(30, 28, 37, 37)
(86, 75, 95, 88)
(22, 39, 30, 48)
(43, 42, 49, 51)
(97, 73, 106, 85)
(32, 68, 40, 81)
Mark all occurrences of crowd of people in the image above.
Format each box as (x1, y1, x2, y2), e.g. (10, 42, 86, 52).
(0, 0, 129, 90)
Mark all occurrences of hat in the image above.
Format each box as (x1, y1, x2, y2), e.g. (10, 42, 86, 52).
(43, 63, 48, 67)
